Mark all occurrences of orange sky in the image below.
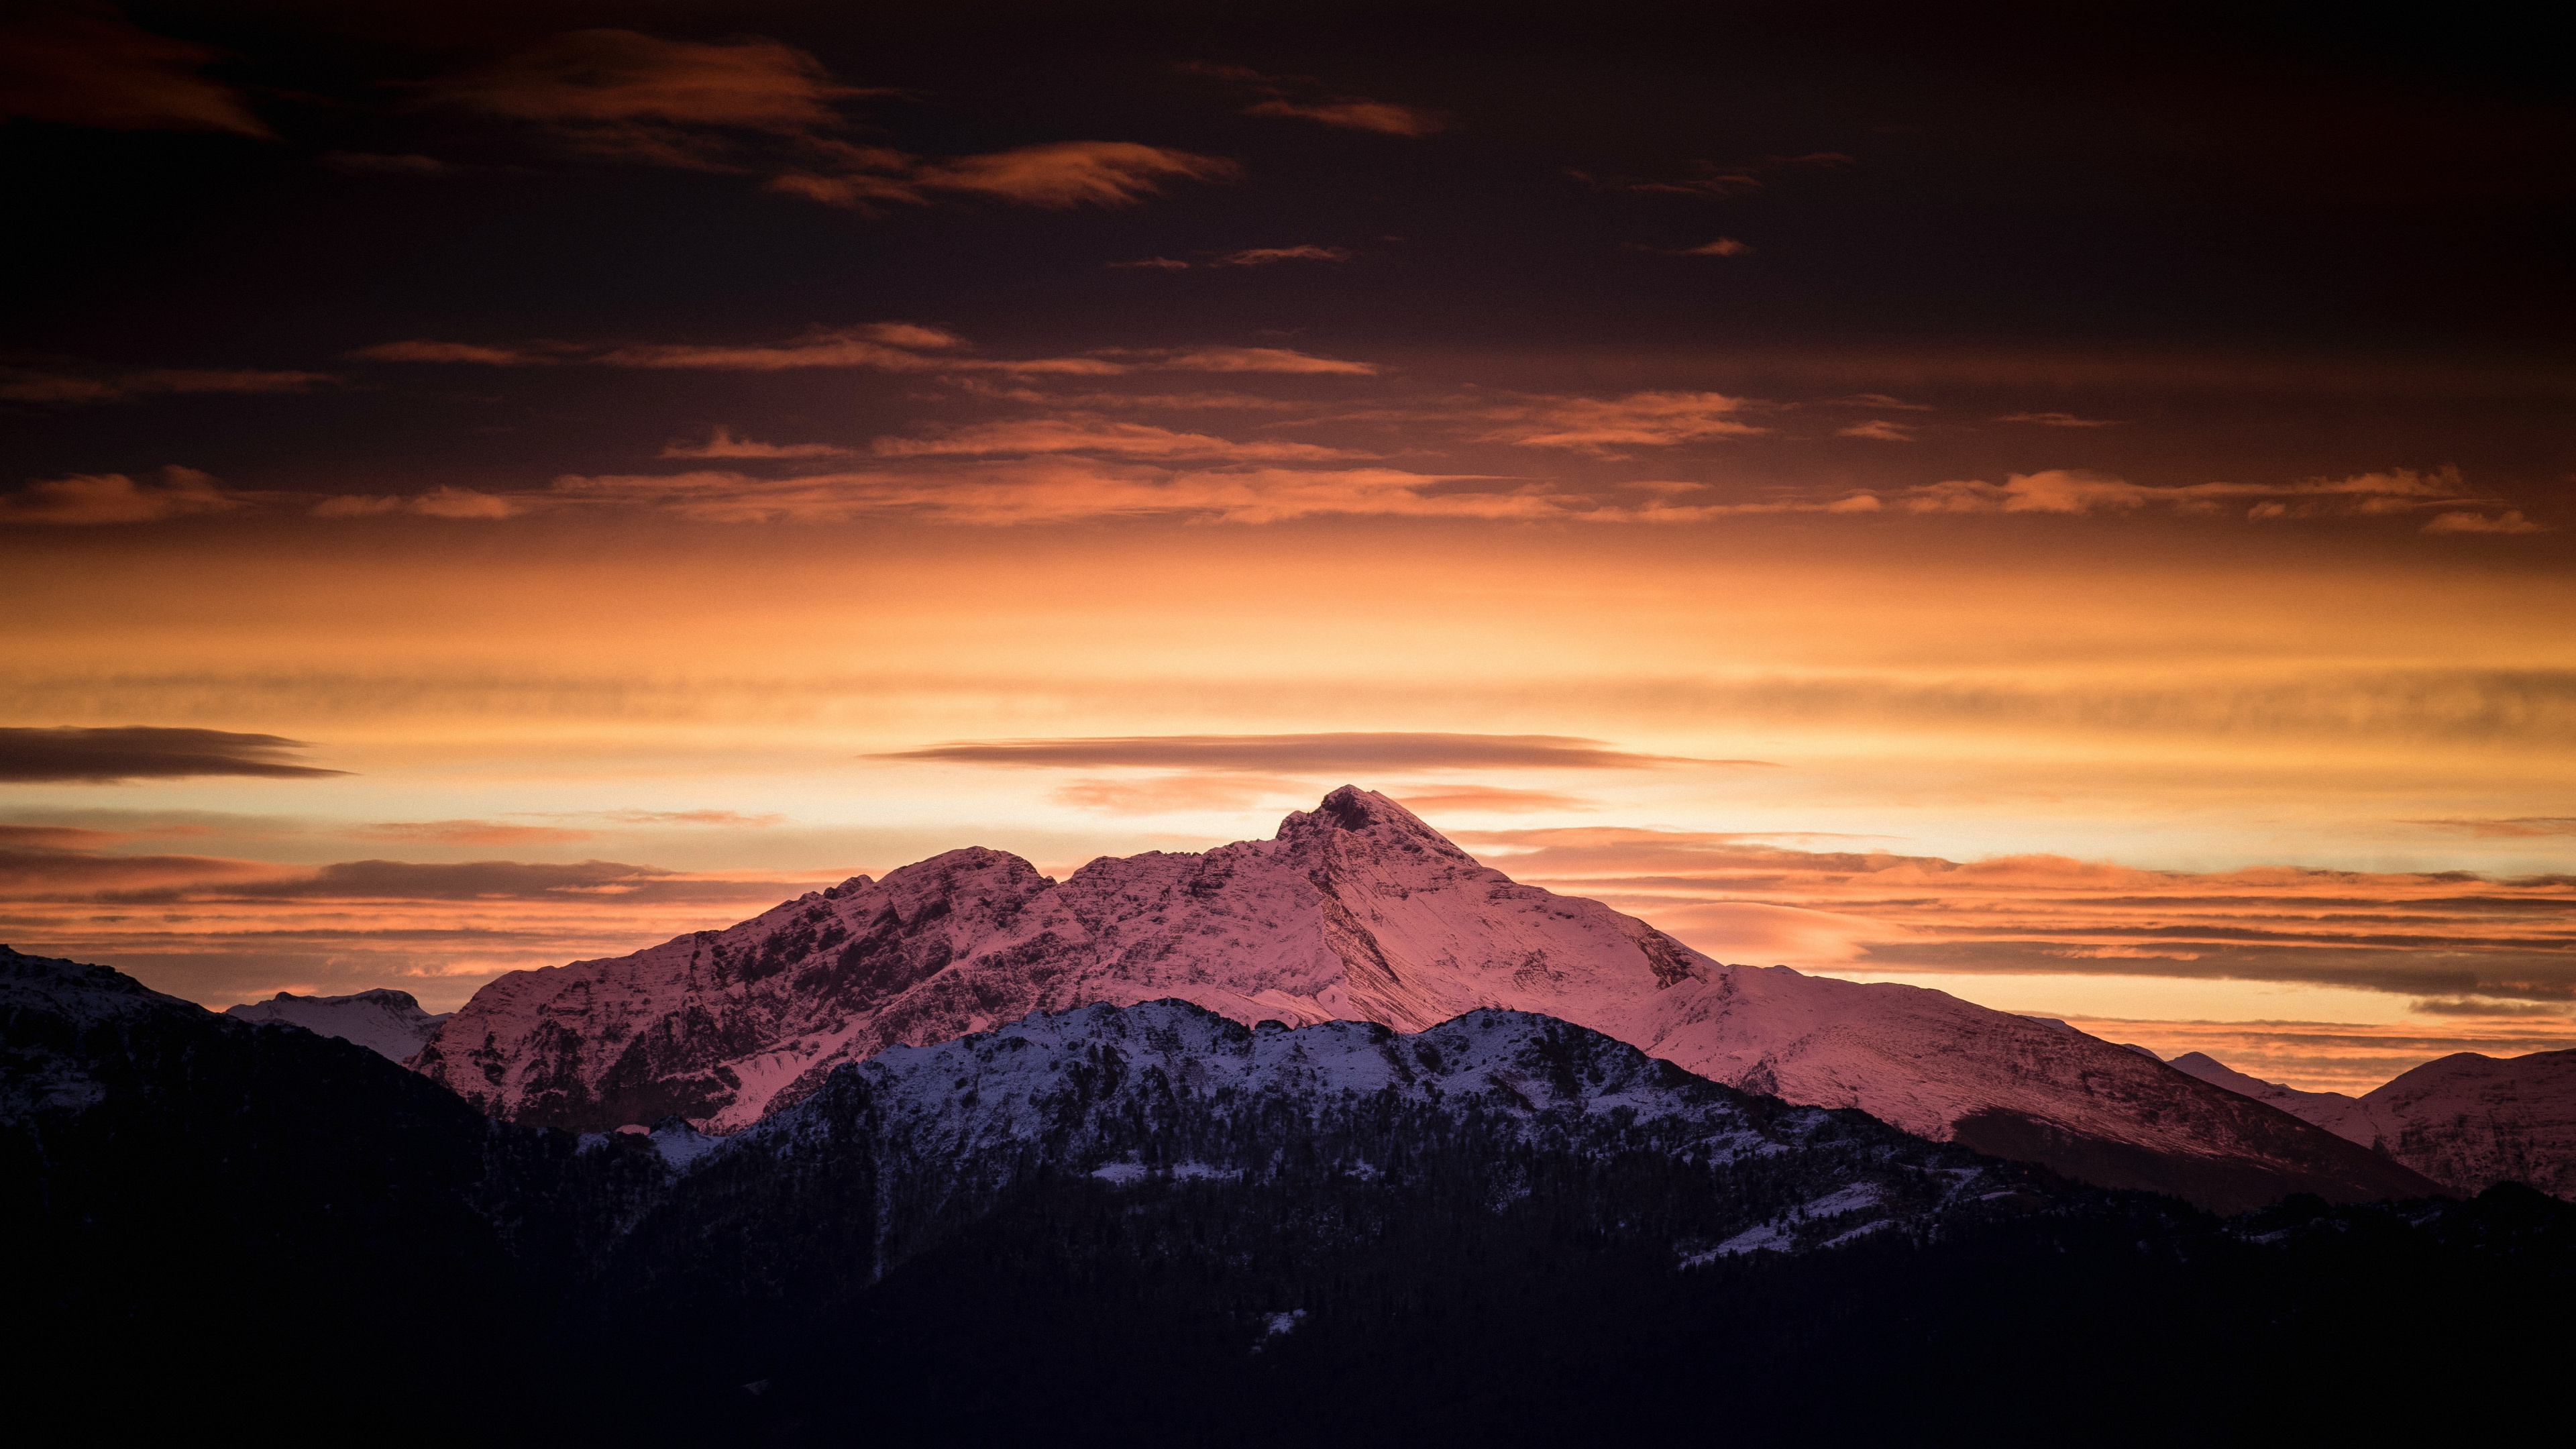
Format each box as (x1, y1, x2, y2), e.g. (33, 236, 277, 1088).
(4, 3, 2570, 1093)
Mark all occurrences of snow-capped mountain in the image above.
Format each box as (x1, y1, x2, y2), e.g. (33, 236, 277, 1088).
(417, 788, 2435, 1210)
(2172, 1048, 2576, 1199)
(223, 987, 451, 1061)
(10, 941, 2565, 1447)
(675, 998, 2047, 1271)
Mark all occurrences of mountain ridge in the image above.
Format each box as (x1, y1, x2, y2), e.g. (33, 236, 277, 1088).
(414, 788, 2440, 1211)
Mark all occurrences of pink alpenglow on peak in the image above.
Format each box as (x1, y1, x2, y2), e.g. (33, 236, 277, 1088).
(2171, 1048, 2576, 1199)
(415, 787, 2436, 1211)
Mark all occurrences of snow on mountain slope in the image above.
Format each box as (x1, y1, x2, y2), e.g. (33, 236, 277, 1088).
(223, 988, 451, 1061)
(416, 788, 2438, 1210)
(2361, 1051, 2576, 1200)
(656, 998, 2046, 1271)
(2172, 1048, 2576, 1199)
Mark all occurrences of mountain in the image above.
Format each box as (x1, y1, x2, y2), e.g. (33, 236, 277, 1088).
(9, 943, 2567, 1447)
(2174, 1048, 2576, 1199)
(223, 986, 451, 1061)
(417, 786, 2436, 1211)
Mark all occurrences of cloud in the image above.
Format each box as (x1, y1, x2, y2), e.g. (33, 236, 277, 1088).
(346, 325, 1370, 380)
(1998, 411, 2121, 428)
(1830, 394, 1932, 411)
(1837, 419, 1915, 442)
(1118, 345, 1378, 375)
(319, 151, 460, 176)
(429, 31, 1232, 213)
(346, 339, 563, 366)
(0, 727, 347, 783)
(1218, 245, 1354, 266)
(1882, 466, 2491, 519)
(906, 142, 1242, 208)
(310, 486, 521, 520)
(2406, 817, 2576, 839)
(1451, 825, 2576, 1015)
(1122, 245, 1356, 270)
(0, 5, 271, 136)
(1, 466, 244, 524)
(354, 820, 598, 847)
(868, 417, 1366, 462)
(425, 28, 873, 168)
(0, 366, 337, 405)
(0, 824, 127, 850)
(1483, 391, 1763, 453)
(1246, 98, 1444, 136)
(1185, 62, 1444, 137)
(1579, 152, 1854, 199)
(875, 732, 1759, 771)
(2423, 509, 2547, 534)
(1628, 237, 1752, 258)
(659, 427, 851, 460)
(1896, 470, 2151, 513)
(543, 455, 1903, 527)
(547, 460, 1576, 525)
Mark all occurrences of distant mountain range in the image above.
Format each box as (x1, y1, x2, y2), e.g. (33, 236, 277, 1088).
(223, 986, 449, 1059)
(412, 787, 2438, 1211)
(10, 941, 2571, 1446)
(2171, 1048, 2576, 1199)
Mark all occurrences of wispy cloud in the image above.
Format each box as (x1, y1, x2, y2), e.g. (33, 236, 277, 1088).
(429, 30, 1235, 211)
(869, 417, 1366, 461)
(1629, 237, 1752, 257)
(0, 5, 271, 136)
(1998, 411, 2121, 428)
(1836, 419, 1915, 442)
(660, 427, 852, 460)
(2422, 508, 2547, 535)
(1481, 391, 1764, 454)
(1116, 244, 1356, 270)
(1455, 826, 2576, 1022)
(2406, 817, 2576, 839)
(0, 727, 347, 783)
(875, 732, 1752, 771)
(350, 325, 1373, 379)
(1184, 62, 1445, 137)
(1574, 152, 1853, 199)
(1, 466, 244, 524)
(310, 486, 521, 520)
(0, 366, 337, 405)
(1880, 466, 2499, 520)
(425, 28, 879, 168)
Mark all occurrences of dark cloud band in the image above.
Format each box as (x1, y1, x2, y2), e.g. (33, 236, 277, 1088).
(0, 727, 349, 783)
(873, 732, 1770, 771)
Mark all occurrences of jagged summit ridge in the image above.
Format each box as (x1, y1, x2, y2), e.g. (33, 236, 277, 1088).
(415, 788, 2442, 1210)
(417, 787, 1707, 1134)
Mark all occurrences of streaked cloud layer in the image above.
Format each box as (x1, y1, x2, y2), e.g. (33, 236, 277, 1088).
(2, 3, 2566, 1093)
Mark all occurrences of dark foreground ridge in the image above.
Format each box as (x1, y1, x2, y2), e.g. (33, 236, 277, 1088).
(6, 946, 2570, 1445)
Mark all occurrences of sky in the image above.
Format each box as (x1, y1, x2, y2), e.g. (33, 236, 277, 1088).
(4, 1, 2571, 1093)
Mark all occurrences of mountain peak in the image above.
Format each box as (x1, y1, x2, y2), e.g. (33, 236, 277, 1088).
(1276, 785, 1470, 859)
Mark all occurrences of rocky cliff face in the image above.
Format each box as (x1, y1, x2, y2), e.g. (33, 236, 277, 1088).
(415, 788, 2438, 1210)
(2174, 1048, 2576, 1199)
